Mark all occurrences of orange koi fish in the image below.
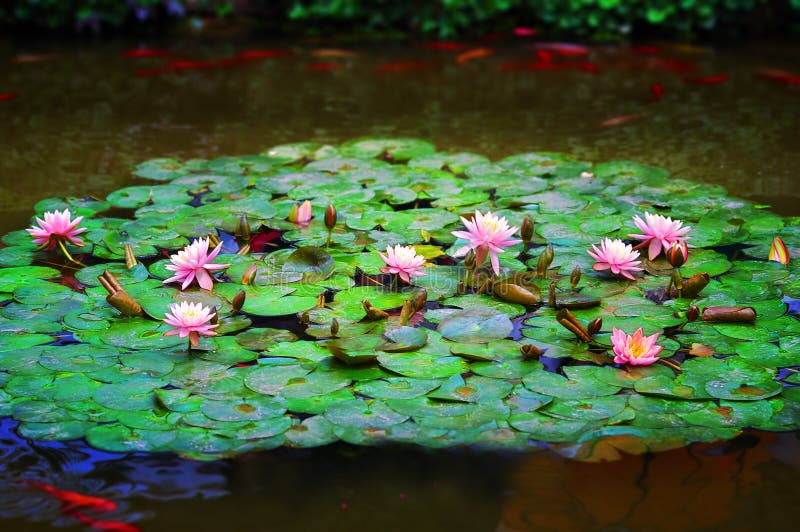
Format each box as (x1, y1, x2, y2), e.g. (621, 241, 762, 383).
(599, 114, 641, 127)
(311, 48, 358, 57)
(456, 47, 494, 64)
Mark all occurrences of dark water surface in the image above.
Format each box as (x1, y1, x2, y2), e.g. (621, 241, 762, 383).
(1, 36, 799, 530)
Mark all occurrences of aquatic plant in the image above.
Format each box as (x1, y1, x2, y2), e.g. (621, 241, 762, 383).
(163, 301, 218, 348)
(379, 245, 426, 284)
(586, 238, 642, 280)
(451, 210, 521, 275)
(163, 237, 229, 291)
(0, 137, 798, 462)
(630, 212, 691, 261)
(611, 328, 663, 366)
(26, 208, 85, 263)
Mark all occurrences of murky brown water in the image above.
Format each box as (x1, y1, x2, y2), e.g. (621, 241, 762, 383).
(1, 36, 799, 530)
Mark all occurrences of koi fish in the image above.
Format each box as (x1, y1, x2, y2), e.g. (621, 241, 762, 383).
(756, 68, 800, 85)
(12, 53, 62, 63)
(649, 82, 664, 102)
(0, 92, 18, 101)
(420, 41, 469, 51)
(238, 49, 293, 60)
(311, 48, 358, 57)
(25, 480, 117, 513)
(122, 49, 172, 58)
(535, 50, 553, 63)
(534, 42, 590, 56)
(67, 511, 140, 532)
(377, 60, 436, 72)
(307, 62, 344, 71)
(683, 75, 729, 84)
(456, 47, 493, 64)
(513, 27, 537, 37)
(599, 113, 640, 127)
(249, 230, 283, 252)
(167, 59, 216, 70)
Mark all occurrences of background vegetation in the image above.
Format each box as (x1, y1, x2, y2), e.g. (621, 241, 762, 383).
(2, 0, 799, 38)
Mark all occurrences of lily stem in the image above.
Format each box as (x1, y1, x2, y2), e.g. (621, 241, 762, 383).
(56, 238, 86, 267)
(658, 358, 682, 373)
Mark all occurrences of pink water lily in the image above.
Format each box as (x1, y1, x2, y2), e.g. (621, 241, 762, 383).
(163, 301, 218, 347)
(379, 244, 426, 283)
(288, 200, 313, 225)
(629, 212, 691, 260)
(587, 238, 642, 280)
(611, 327, 663, 366)
(451, 210, 521, 275)
(26, 209, 86, 250)
(163, 238, 230, 291)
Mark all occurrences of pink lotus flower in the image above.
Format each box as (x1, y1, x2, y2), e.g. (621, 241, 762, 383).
(163, 301, 218, 347)
(163, 238, 230, 291)
(26, 209, 86, 250)
(288, 200, 313, 225)
(451, 210, 521, 275)
(587, 238, 642, 280)
(629, 212, 691, 260)
(379, 244, 426, 283)
(611, 327, 663, 366)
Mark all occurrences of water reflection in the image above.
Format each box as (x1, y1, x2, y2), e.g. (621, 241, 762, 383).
(2, 412, 799, 530)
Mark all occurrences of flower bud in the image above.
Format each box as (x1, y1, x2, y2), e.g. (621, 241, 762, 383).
(330, 318, 340, 336)
(520, 344, 543, 359)
(666, 241, 688, 268)
(548, 281, 557, 308)
(209, 306, 219, 325)
(236, 214, 251, 243)
(569, 265, 581, 290)
(686, 305, 699, 322)
(324, 204, 337, 230)
(413, 290, 427, 312)
(587, 317, 602, 336)
(768, 236, 790, 265)
(231, 290, 246, 313)
(537, 244, 554, 278)
(464, 250, 476, 271)
(124, 244, 138, 269)
(300, 311, 310, 324)
(520, 216, 534, 244)
(287, 203, 300, 223)
(242, 264, 258, 285)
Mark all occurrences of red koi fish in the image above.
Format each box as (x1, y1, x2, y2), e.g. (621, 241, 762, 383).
(377, 60, 437, 72)
(599, 113, 641, 127)
(122, 49, 172, 58)
(0, 92, 18, 101)
(420, 41, 469, 51)
(534, 42, 590, 56)
(307, 62, 344, 71)
(756, 68, 800, 85)
(649, 82, 664, 102)
(683, 74, 729, 84)
(68, 511, 140, 532)
(25, 480, 117, 513)
(167, 59, 216, 70)
(535, 50, 553, 63)
(456, 47, 493, 64)
(238, 49, 293, 60)
(513, 27, 537, 37)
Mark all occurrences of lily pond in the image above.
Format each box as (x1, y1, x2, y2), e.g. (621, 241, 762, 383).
(2, 38, 800, 530)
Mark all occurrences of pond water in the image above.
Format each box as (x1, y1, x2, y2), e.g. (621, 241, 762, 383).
(1, 35, 799, 530)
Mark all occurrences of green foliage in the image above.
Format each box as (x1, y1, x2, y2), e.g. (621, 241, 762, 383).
(1, 0, 797, 36)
